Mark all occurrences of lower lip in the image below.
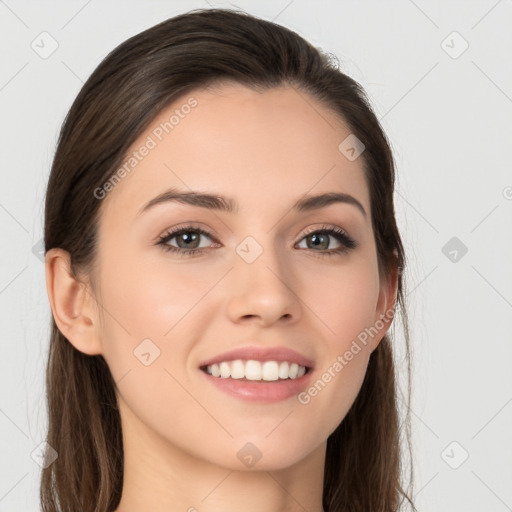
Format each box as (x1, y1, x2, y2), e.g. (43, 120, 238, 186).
(199, 368, 313, 403)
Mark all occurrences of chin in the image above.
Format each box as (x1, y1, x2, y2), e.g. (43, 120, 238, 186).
(209, 436, 321, 472)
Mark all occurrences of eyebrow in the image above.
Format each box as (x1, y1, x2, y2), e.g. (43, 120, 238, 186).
(136, 187, 367, 218)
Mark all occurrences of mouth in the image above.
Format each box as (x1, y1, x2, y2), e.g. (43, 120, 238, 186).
(198, 345, 315, 402)
(199, 358, 314, 403)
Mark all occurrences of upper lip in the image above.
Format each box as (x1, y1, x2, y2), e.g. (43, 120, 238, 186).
(199, 345, 315, 370)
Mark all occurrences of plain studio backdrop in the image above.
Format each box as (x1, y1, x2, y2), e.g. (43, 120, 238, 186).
(0, 1, 511, 510)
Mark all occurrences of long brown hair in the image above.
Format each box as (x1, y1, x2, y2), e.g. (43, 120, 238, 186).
(42, 8, 415, 511)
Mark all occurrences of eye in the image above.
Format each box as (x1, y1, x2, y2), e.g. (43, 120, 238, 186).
(295, 225, 357, 257)
(156, 224, 218, 256)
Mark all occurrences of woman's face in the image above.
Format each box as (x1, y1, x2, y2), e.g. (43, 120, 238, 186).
(87, 82, 395, 470)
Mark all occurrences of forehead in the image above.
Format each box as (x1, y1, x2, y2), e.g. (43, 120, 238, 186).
(100, 82, 370, 221)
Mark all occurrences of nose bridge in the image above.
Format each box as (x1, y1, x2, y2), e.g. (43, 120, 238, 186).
(225, 231, 301, 324)
(235, 230, 287, 281)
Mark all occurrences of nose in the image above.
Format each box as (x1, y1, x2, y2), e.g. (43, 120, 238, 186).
(225, 238, 302, 327)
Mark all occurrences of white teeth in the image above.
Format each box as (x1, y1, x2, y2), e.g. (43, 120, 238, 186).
(262, 361, 279, 381)
(231, 359, 245, 379)
(204, 359, 308, 381)
(245, 360, 262, 380)
(211, 363, 220, 377)
(220, 361, 230, 378)
(278, 362, 289, 379)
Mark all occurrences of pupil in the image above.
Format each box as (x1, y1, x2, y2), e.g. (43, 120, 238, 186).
(180, 232, 199, 248)
(310, 234, 327, 249)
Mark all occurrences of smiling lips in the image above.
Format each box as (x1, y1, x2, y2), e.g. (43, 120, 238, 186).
(198, 345, 314, 402)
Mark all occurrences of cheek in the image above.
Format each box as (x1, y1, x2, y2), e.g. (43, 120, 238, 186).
(297, 314, 373, 444)
(294, 257, 379, 428)
(95, 251, 221, 398)
(98, 251, 201, 339)
(303, 255, 380, 342)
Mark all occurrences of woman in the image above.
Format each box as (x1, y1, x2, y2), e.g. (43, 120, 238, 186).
(42, 8, 415, 512)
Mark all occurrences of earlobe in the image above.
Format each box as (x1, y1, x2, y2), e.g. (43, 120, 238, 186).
(45, 248, 103, 356)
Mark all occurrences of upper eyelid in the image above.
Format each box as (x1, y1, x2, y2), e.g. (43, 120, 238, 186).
(159, 224, 215, 240)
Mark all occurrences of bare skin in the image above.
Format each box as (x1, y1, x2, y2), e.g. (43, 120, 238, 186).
(45, 82, 397, 512)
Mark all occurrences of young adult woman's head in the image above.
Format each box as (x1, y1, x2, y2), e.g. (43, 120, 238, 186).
(42, 8, 413, 512)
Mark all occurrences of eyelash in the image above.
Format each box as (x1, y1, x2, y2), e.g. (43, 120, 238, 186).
(156, 223, 357, 258)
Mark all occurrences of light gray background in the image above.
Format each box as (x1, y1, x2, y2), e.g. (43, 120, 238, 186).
(1, 1, 511, 510)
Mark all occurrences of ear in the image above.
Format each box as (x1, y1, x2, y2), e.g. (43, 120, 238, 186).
(370, 256, 399, 353)
(45, 248, 103, 356)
